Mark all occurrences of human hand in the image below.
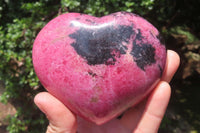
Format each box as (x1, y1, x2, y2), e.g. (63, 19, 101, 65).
(34, 50, 180, 133)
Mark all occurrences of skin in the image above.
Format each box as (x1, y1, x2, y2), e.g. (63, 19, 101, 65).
(34, 50, 180, 133)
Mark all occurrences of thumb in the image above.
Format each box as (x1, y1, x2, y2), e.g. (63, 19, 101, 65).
(34, 92, 77, 133)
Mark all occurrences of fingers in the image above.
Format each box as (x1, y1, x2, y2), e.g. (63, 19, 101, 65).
(134, 81, 171, 133)
(162, 50, 180, 82)
(34, 92, 77, 133)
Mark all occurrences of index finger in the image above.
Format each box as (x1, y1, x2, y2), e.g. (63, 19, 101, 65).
(161, 50, 180, 82)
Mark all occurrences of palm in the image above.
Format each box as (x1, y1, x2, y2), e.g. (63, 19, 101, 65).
(34, 50, 180, 133)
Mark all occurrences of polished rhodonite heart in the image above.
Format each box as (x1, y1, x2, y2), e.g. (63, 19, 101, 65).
(32, 12, 166, 125)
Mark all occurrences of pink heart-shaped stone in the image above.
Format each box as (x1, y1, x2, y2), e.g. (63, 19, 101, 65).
(32, 12, 166, 125)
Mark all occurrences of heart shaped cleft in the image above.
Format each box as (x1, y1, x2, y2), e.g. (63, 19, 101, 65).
(32, 12, 166, 125)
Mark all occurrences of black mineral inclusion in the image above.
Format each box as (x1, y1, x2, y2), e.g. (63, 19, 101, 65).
(130, 30, 156, 70)
(69, 20, 156, 71)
